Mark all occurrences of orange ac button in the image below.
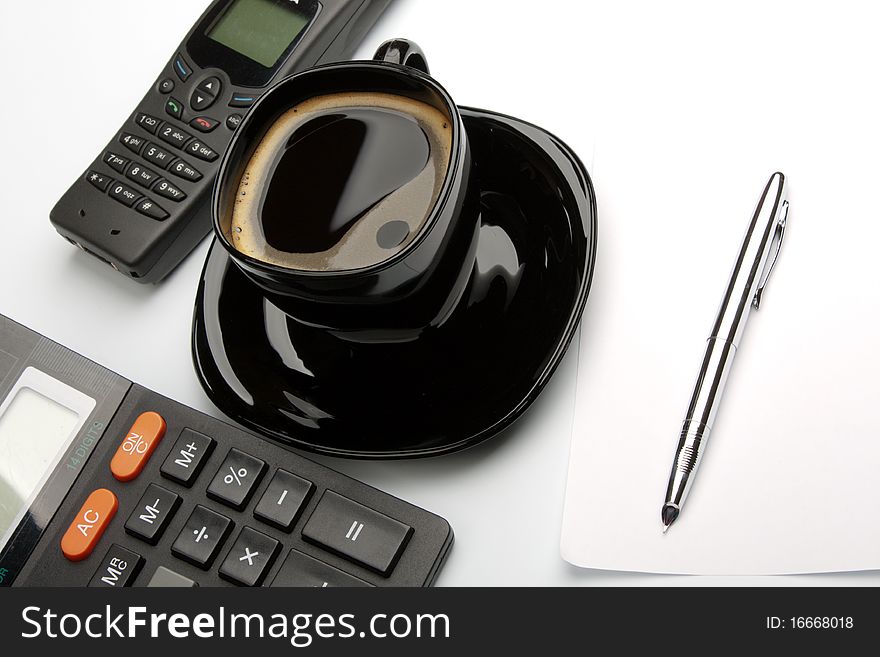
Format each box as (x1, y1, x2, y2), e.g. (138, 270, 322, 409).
(61, 488, 118, 561)
(110, 411, 167, 482)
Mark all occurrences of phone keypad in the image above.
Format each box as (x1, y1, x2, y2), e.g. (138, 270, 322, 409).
(82, 53, 258, 232)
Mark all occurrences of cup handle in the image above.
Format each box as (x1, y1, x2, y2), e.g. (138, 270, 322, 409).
(373, 38, 430, 75)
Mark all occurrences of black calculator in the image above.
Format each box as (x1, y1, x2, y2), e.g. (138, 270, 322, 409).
(50, 0, 392, 284)
(0, 314, 452, 587)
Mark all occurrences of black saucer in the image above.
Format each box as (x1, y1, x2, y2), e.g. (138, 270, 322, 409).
(192, 107, 597, 458)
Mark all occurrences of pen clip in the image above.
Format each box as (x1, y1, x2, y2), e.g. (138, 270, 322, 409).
(753, 197, 789, 310)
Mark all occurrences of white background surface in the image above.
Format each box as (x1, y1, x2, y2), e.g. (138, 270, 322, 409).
(0, 0, 877, 585)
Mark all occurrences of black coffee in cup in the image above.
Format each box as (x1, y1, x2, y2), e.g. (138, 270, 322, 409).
(229, 91, 453, 271)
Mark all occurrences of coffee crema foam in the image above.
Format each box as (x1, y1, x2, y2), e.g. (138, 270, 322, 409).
(228, 91, 453, 271)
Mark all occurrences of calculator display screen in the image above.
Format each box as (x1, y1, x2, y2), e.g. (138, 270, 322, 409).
(0, 372, 95, 551)
(207, 0, 312, 68)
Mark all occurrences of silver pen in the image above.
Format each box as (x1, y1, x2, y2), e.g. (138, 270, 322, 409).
(662, 172, 789, 532)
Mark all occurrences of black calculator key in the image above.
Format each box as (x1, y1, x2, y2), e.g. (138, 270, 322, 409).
(135, 198, 169, 221)
(88, 544, 144, 587)
(153, 179, 187, 202)
(229, 93, 256, 108)
(302, 491, 413, 575)
(207, 448, 266, 510)
(185, 139, 219, 162)
(103, 151, 129, 173)
(124, 484, 180, 545)
(85, 170, 112, 192)
(160, 428, 214, 486)
(157, 77, 175, 94)
(120, 132, 147, 154)
(171, 505, 232, 569)
(168, 158, 203, 182)
(135, 112, 161, 134)
(108, 182, 141, 207)
(189, 116, 219, 133)
(173, 53, 191, 81)
(125, 163, 160, 188)
(219, 527, 279, 587)
(226, 113, 243, 130)
(148, 566, 197, 587)
(270, 550, 373, 588)
(142, 142, 174, 169)
(164, 96, 184, 119)
(254, 469, 313, 531)
(158, 124, 193, 149)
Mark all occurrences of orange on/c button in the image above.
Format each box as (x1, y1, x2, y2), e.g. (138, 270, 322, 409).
(110, 411, 167, 482)
(60, 489, 118, 561)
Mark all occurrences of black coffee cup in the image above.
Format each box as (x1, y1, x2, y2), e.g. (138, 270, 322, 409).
(212, 39, 479, 330)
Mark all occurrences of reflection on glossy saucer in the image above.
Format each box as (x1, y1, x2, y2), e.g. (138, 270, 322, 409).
(193, 107, 597, 458)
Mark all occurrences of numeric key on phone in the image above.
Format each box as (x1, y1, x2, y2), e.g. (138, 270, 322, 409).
(120, 133, 147, 155)
(154, 179, 186, 201)
(142, 142, 174, 169)
(135, 112, 161, 134)
(126, 164, 160, 188)
(158, 124, 193, 148)
(207, 448, 266, 510)
(186, 139, 218, 161)
(168, 158, 203, 182)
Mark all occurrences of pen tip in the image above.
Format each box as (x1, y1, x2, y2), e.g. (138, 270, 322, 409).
(661, 504, 679, 533)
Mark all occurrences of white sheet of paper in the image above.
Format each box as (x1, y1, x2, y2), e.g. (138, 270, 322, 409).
(560, 0, 880, 574)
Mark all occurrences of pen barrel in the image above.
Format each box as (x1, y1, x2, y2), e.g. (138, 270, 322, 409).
(684, 336, 737, 432)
